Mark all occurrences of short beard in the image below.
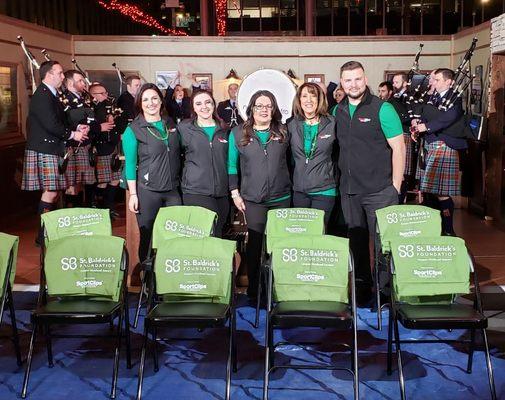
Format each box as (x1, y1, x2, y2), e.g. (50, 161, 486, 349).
(346, 88, 366, 100)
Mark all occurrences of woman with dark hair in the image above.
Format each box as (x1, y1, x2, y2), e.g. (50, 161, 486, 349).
(228, 90, 291, 300)
(178, 89, 229, 237)
(288, 82, 338, 226)
(122, 83, 181, 262)
(165, 83, 191, 123)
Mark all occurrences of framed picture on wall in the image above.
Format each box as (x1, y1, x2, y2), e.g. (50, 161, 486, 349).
(192, 73, 212, 90)
(304, 74, 325, 84)
(0, 62, 22, 146)
(87, 70, 139, 99)
(155, 70, 178, 90)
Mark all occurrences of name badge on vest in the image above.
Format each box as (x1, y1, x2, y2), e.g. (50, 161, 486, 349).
(319, 134, 331, 139)
(358, 117, 371, 123)
(218, 138, 228, 143)
(169, 128, 176, 133)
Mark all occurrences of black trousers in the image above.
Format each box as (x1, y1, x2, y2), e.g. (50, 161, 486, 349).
(244, 198, 291, 298)
(340, 185, 398, 288)
(182, 193, 230, 238)
(136, 187, 181, 262)
(292, 191, 335, 228)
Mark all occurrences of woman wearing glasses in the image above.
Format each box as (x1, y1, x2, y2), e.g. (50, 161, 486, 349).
(178, 89, 229, 237)
(122, 83, 181, 262)
(228, 90, 291, 300)
(288, 82, 337, 226)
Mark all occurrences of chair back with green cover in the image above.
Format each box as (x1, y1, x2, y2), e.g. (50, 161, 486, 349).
(271, 235, 350, 303)
(376, 205, 441, 253)
(0, 233, 18, 296)
(389, 236, 470, 304)
(154, 236, 236, 304)
(41, 208, 112, 243)
(152, 206, 217, 249)
(266, 208, 325, 253)
(44, 235, 125, 301)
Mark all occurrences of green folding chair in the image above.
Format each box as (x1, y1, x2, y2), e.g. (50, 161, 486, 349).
(136, 236, 237, 400)
(0, 232, 22, 365)
(39, 208, 113, 297)
(387, 236, 496, 400)
(21, 235, 131, 399)
(263, 235, 359, 400)
(254, 208, 325, 328)
(133, 205, 218, 328)
(374, 205, 441, 329)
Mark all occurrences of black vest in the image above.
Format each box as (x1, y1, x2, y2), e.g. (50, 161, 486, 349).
(129, 115, 180, 192)
(232, 124, 291, 203)
(335, 91, 392, 195)
(288, 115, 337, 193)
(178, 119, 229, 197)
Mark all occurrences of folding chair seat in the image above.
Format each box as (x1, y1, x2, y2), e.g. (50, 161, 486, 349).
(374, 205, 441, 329)
(133, 205, 217, 328)
(254, 208, 325, 328)
(263, 235, 359, 400)
(271, 301, 352, 328)
(136, 236, 237, 400)
(21, 235, 131, 400)
(387, 236, 497, 400)
(0, 232, 22, 366)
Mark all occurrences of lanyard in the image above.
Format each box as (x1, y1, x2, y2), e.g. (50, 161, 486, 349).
(304, 123, 319, 164)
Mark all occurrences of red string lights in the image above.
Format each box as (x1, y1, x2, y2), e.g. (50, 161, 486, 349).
(214, 0, 227, 36)
(97, 0, 187, 36)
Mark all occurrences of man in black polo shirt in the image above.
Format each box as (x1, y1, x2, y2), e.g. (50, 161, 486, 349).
(334, 61, 405, 304)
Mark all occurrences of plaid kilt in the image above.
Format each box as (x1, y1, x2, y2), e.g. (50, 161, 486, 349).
(21, 150, 68, 191)
(403, 133, 414, 176)
(96, 154, 122, 183)
(65, 144, 96, 186)
(419, 140, 460, 196)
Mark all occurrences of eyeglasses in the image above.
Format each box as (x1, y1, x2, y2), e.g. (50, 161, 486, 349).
(253, 104, 273, 111)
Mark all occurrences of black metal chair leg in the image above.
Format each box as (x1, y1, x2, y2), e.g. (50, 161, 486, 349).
(123, 292, 132, 369)
(387, 307, 393, 375)
(45, 324, 54, 368)
(225, 324, 232, 400)
(110, 309, 124, 399)
(152, 326, 159, 373)
(231, 310, 237, 373)
(21, 322, 38, 399)
(352, 320, 359, 400)
(481, 329, 497, 400)
(7, 290, 22, 366)
(466, 329, 475, 373)
(268, 324, 274, 368)
(393, 318, 406, 400)
(133, 275, 147, 329)
(262, 314, 270, 400)
(136, 326, 149, 400)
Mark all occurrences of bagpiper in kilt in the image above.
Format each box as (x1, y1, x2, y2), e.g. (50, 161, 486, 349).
(61, 70, 100, 206)
(21, 61, 89, 245)
(378, 79, 413, 203)
(411, 68, 468, 235)
(89, 83, 124, 216)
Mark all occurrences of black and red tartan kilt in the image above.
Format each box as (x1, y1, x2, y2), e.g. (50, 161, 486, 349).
(96, 153, 122, 184)
(418, 140, 460, 196)
(403, 133, 414, 176)
(65, 144, 96, 186)
(21, 150, 68, 191)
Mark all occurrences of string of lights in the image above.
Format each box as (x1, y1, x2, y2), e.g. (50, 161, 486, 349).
(214, 0, 227, 36)
(97, 0, 187, 36)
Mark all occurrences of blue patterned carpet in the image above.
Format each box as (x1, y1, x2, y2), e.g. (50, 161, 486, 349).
(0, 292, 503, 400)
